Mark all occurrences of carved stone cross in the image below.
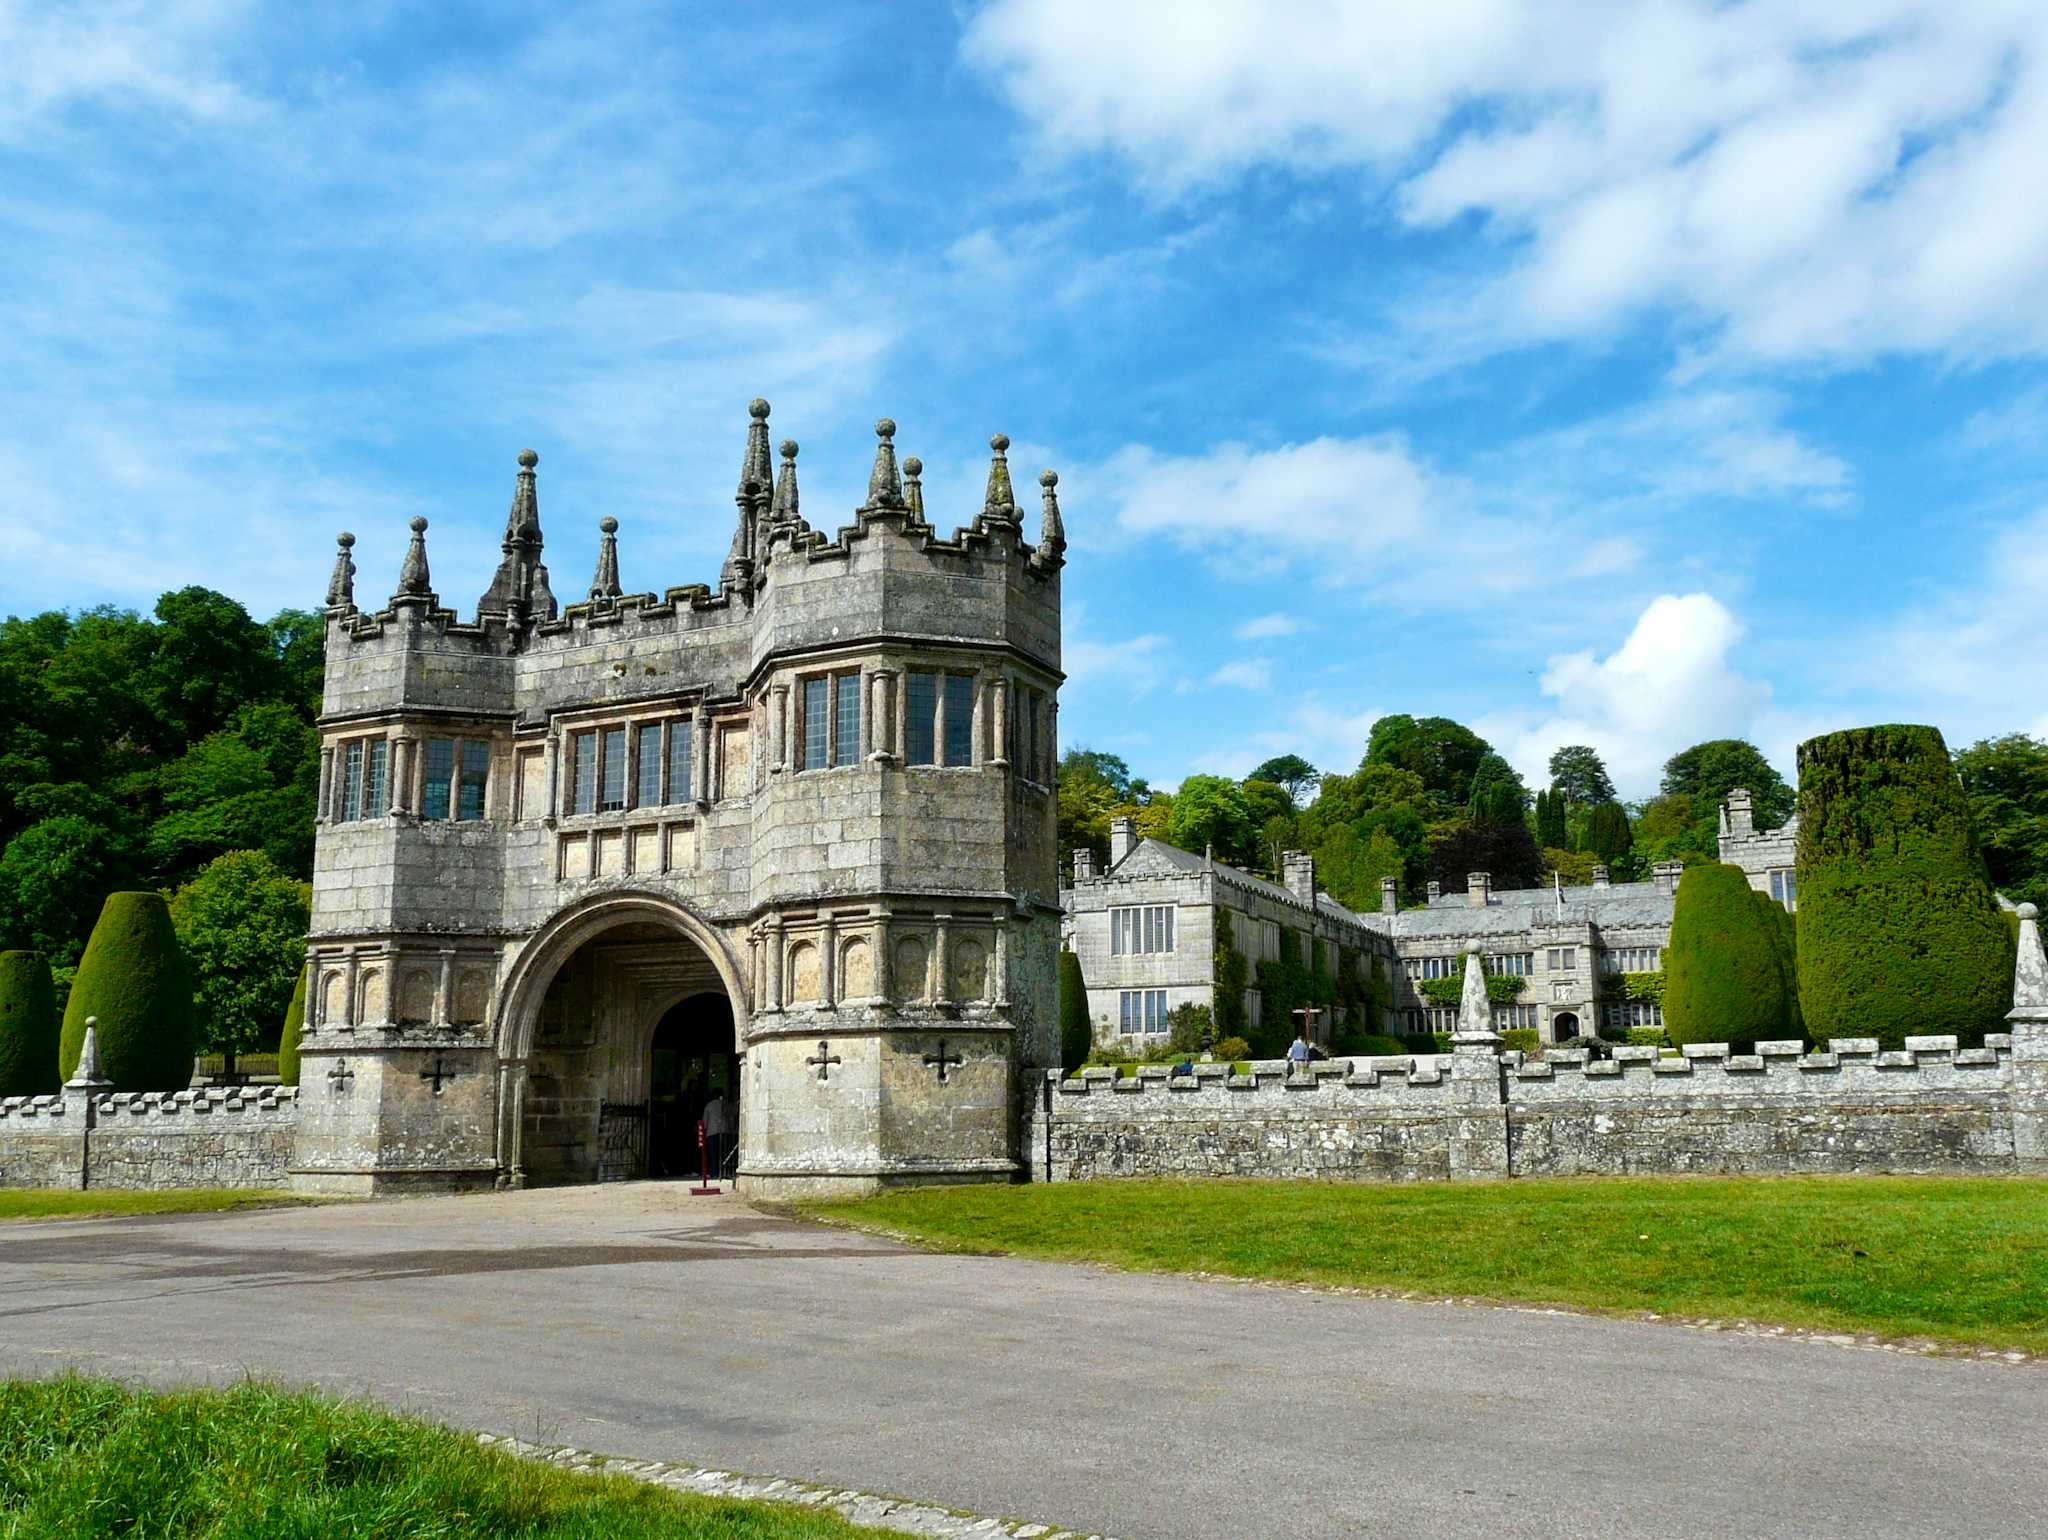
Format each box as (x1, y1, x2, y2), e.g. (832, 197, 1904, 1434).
(419, 1057, 461, 1096)
(922, 1040, 963, 1084)
(326, 1058, 355, 1095)
(805, 1040, 842, 1081)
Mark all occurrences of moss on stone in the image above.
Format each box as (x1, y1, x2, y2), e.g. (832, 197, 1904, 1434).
(1796, 724, 2009, 1050)
(1664, 862, 1795, 1052)
(0, 950, 60, 1096)
(59, 892, 197, 1091)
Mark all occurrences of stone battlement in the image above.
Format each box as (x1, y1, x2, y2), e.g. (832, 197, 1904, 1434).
(0, 1084, 301, 1191)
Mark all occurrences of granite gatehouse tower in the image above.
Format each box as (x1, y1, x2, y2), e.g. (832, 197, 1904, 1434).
(293, 402, 1066, 1197)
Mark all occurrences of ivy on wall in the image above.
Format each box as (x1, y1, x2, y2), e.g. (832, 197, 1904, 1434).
(1610, 970, 1665, 1004)
(1213, 908, 1248, 1039)
(1416, 972, 1527, 1007)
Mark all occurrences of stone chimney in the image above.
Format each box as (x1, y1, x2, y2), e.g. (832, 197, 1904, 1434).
(1467, 871, 1491, 909)
(1721, 787, 1755, 839)
(1072, 847, 1097, 883)
(1653, 860, 1685, 896)
(1281, 850, 1317, 906)
(1380, 876, 1399, 914)
(1109, 816, 1137, 868)
(1427, 880, 1442, 903)
(1591, 864, 1610, 890)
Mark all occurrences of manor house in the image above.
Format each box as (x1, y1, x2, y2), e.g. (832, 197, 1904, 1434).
(293, 402, 1067, 1197)
(1064, 791, 1798, 1049)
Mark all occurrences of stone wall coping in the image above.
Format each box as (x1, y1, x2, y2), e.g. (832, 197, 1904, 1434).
(0, 1094, 69, 1120)
(1046, 1037, 2012, 1099)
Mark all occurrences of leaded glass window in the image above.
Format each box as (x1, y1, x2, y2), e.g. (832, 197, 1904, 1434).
(943, 674, 974, 766)
(600, 727, 627, 811)
(636, 724, 662, 807)
(571, 731, 596, 815)
(666, 719, 693, 803)
(802, 676, 829, 771)
(834, 672, 859, 767)
(458, 740, 489, 821)
(423, 738, 455, 820)
(906, 671, 938, 766)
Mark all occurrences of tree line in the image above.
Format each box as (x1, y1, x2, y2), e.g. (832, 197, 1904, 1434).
(1059, 717, 2048, 916)
(0, 589, 319, 1067)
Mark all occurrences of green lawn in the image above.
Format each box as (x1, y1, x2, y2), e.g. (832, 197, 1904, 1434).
(0, 1189, 313, 1223)
(802, 1176, 2048, 1355)
(0, 1377, 901, 1539)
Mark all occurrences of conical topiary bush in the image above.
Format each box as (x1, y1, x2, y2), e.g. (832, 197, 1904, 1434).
(1796, 724, 2009, 1050)
(59, 892, 197, 1091)
(1663, 863, 1795, 1053)
(277, 967, 307, 1087)
(0, 950, 60, 1096)
(1058, 949, 1090, 1070)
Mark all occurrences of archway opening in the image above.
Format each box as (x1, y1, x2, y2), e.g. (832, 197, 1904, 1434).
(1552, 1011, 1580, 1042)
(513, 911, 735, 1186)
(650, 993, 736, 1179)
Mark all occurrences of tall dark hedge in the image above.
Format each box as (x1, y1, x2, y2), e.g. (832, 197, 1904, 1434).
(1535, 789, 1568, 849)
(277, 966, 307, 1087)
(1584, 802, 1633, 864)
(1057, 949, 1090, 1070)
(1663, 863, 1795, 1052)
(59, 892, 197, 1090)
(1795, 724, 2009, 1050)
(1752, 891, 1804, 1040)
(0, 950, 59, 1096)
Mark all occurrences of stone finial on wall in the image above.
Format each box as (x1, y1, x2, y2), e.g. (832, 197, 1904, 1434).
(865, 417, 904, 509)
(2005, 903, 2048, 1172)
(588, 517, 622, 604)
(66, 1019, 110, 1089)
(1454, 948, 1496, 1043)
(982, 433, 1017, 525)
(1033, 469, 1066, 572)
(393, 517, 434, 602)
(325, 532, 357, 612)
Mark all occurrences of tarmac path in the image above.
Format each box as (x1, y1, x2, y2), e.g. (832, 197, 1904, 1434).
(1, 1183, 2041, 1539)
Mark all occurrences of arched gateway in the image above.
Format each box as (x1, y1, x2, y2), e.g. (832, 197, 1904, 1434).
(290, 402, 1066, 1198)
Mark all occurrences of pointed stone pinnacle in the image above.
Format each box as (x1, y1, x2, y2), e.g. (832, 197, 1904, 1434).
(1037, 468, 1064, 555)
(1455, 945, 1498, 1043)
(866, 417, 903, 508)
(773, 438, 800, 522)
(396, 516, 433, 599)
(326, 531, 357, 610)
(903, 456, 925, 521)
(739, 398, 773, 508)
(2012, 902, 2048, 1017)
(589, 516, 622, 602)
(982, 431, 1017, 522)
(68, 1018, 108, 1088)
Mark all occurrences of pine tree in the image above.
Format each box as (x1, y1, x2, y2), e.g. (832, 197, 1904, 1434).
(0, 950, 60, 1096)
(59, 892, 197, 1090)
(1663, 864, 1795, 1052)
(1796, 725, 2009, 1050)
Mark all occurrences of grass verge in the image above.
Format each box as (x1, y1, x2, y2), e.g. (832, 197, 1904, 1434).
(0, 1189, 313, 1223)
(0, 1376, 901, 1539)
(801, 1176, 2048, 1355)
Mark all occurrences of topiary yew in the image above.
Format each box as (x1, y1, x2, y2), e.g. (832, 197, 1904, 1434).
(1663, 863, 1795, 1052)
(277, 966, 307, 1087)
(1058, 949, 1091, 1071)
(0, 950, 60, 1096)
(59, 892, 197, 1091)
(1796, 724, 2009, 1050)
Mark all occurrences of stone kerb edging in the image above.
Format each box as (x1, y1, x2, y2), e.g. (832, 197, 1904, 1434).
(477, 1432, 1119, 1540)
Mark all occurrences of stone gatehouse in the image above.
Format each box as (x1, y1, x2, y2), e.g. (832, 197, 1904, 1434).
(291, 402, 1067, 1198)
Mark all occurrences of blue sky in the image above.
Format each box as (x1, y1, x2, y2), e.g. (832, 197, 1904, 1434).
(3, 1, 2045, 799)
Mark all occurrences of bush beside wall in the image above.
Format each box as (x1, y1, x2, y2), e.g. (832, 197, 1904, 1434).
(0, 950, 60, 1097)
(1663, 863, 1796, 1053)
(1797, 724, 2010, 1051)
(58, 893, 197, 1091)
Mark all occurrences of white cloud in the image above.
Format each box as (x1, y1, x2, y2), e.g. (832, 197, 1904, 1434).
(1484, 593, 1773, 798)
(967, 0, 2048, 366)
(1064, 627, 1171, 695)
(0, 0, 257, 135)
(1211, 659, 1272, 691)
(1234, 612, 1300, 640)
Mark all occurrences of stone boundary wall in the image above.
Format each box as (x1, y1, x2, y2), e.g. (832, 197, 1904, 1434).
(0, 1087, 300, 1191)
(1026, 1035, 2027, 1182)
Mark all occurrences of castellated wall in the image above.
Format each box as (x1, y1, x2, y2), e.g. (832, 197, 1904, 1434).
(0, 1087, 300, 1192)
(1026, 1035, 2022, 1182)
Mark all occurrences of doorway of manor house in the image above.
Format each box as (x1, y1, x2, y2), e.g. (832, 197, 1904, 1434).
(649, 994, 737, 1179)
(515, 910, 739, 1186)
(1552, 1011, 1580, 1042)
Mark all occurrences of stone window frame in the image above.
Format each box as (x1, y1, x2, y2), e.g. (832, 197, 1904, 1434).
(793, 667, 862, 774)
(1485, 951, 1533, 977)
(1601, 999, 1664, 1030)
(1546, 946, 1577, 973)
(1768, 868, 1798, 911)
(1598, 945, 1660, 974)
(1118, 987, 1169, 1036)
(554, 703, 710, 824)
(1109, 903, 1176, 956)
